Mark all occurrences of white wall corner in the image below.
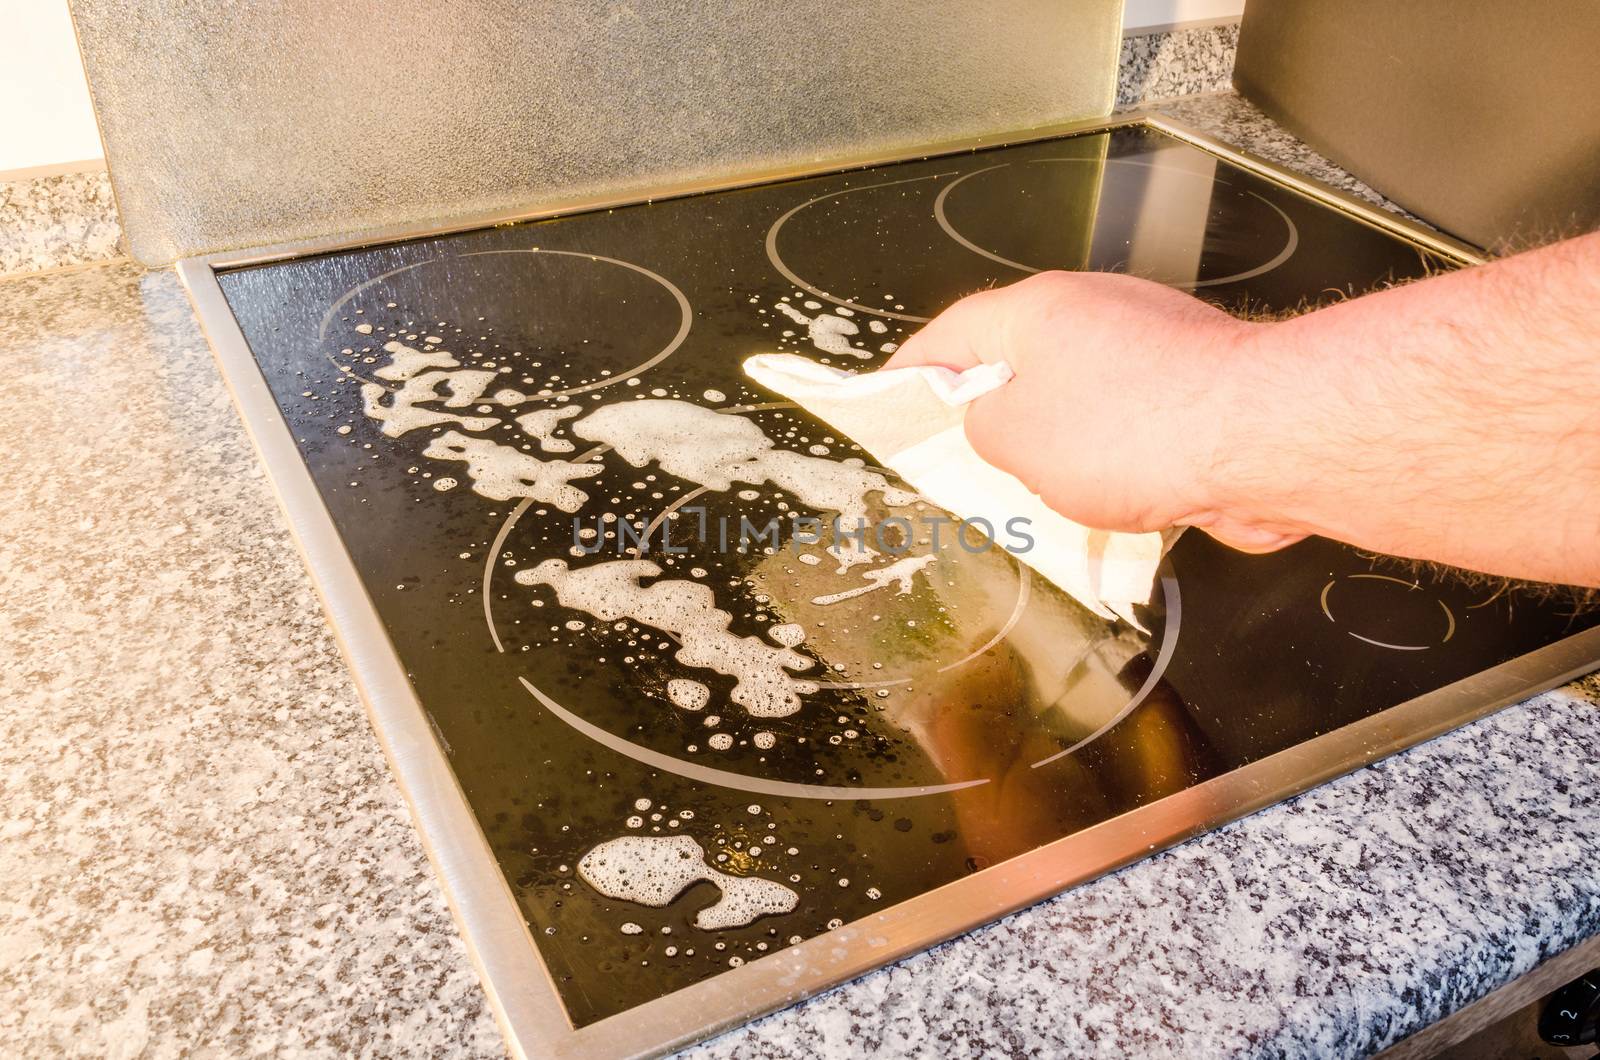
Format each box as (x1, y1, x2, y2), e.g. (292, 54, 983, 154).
(0, 0, 104, 176)
(1122, 0, 1247, 33)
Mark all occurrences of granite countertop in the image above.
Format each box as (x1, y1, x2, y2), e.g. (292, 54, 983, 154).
(2, 92, 1596, 1058)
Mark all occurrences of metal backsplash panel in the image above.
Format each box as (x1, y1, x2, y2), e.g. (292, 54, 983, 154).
(68, 1, 1123, 265)
(1234, 0, 1600, 251)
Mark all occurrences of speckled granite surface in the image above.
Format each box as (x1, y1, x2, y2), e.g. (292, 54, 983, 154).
(0, 264, 499, 1056)
(0, 169, 124, 279)
(1118, 21, 1240, 108)
(689, 690, 1600, 1058)
(0, 95, 1594, 1060)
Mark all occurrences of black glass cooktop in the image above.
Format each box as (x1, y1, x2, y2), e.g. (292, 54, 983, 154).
(216, 125, 1598, 1027)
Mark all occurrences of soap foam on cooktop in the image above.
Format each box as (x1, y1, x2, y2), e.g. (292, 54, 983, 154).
(515, 405, 583, 453)
(578, 834, 799, 931)
(359, 339, 516, 437)
(572, 398, 914, 569)
(374, 339, 460, 381)
(361, 374, 503, 438)
(812, 553, 937, 606)
(424, 368, 497, 408)
(666, 678, 710, 711)
(354, 328, 917, 574)
(422, 431, 602, 511)
(767, 622, 806, 647)
(773, 300, 869, 360)
(518, 558, 819, 718)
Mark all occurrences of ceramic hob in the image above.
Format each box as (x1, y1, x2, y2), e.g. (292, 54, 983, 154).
(179, 118, 1600, 1057)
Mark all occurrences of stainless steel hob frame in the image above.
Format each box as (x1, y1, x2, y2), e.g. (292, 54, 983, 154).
(176, 114, 1599, 1059)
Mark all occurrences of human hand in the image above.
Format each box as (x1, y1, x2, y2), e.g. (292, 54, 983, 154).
(884, 270, 1309, 554)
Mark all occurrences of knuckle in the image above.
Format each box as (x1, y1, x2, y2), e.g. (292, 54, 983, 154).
(1017, 270, 1080, 300)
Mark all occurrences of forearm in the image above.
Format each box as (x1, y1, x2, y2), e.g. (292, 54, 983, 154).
(1215, 232, 1600, 586)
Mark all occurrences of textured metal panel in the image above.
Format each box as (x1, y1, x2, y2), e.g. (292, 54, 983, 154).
(68, 0, 1123, 265)
(1234, 0, 1600, 251)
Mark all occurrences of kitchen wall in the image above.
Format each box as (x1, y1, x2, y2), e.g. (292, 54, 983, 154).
(1, 1, 1242, 278)
(1124, 0, 1245, 31)
(3, 1, 1245, 178)
(0, 0, 103, 176)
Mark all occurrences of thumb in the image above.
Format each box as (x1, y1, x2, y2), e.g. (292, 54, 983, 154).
(881, 288, 1004, 373)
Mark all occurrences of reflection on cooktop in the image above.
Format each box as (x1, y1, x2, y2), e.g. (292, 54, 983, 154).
(212, 123, 1596, 1030)
(935, 157, 1299, 288)
(764, 129, 1381, 325)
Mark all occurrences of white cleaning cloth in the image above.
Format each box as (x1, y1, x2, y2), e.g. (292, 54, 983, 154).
(742, 353, 1165, 625)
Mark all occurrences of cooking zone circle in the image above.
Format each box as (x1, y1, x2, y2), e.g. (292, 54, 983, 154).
(765, 153, 1302, 324)
(1320, 572, 1458, 651)
(765, 172, 959, 324)
(483, 412, 1181, 797)
(318, 247, 692, 398)
(933, 158, 1301, 288)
